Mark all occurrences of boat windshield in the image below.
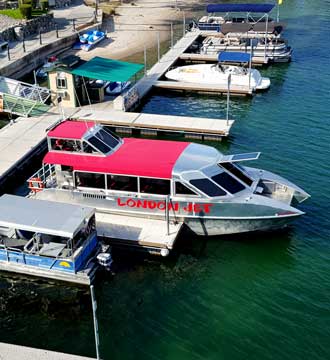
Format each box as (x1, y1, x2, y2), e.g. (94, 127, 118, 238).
(189, 178, 227, 197)
(219, 162, 253, 186)
(211, 171, 245, 194)
(86, 128, 121, 155)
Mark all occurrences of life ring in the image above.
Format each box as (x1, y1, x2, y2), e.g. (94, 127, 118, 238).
(28, 177, 44, 192)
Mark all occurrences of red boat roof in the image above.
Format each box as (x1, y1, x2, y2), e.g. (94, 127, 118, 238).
(43, 138, 190, 179)
(48, 121, 95, 140)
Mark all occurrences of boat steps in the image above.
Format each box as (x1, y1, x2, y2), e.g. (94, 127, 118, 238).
(95, 212, 184, 256)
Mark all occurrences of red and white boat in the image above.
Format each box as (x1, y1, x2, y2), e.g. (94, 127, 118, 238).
(28, 120, 309, 236)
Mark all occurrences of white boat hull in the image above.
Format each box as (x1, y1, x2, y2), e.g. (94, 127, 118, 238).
(166, 64, 270, 91)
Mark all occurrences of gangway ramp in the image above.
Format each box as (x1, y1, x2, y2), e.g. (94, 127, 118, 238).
(96, 212, 184, 256)
(0, 76, 50, 117)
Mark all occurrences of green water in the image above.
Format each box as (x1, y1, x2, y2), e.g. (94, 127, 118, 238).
(1, 1, 330, 359)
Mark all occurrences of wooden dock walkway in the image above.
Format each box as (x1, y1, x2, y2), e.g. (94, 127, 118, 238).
(179, 52, 269, 66)
(135, 30, 202, 99)
(0, 342, 95, 360)
(154, 80, 254, 96)
(73, 108, 234, 139)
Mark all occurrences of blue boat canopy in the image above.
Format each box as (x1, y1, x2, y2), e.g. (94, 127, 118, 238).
(207, 4, 275, 13)
(218, 52, 251, 63)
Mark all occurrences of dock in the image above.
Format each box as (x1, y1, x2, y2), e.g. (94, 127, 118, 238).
(154, 80, 254, 96)
(0, 343, 95, 360)
(135, 30, 202, 99)
(96, 213, 183, 256)
(73, 109, 234, 140)
(179, 52, 269, 66)
(0, 108, 75, 192)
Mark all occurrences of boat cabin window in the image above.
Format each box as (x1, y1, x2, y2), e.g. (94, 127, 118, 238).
(87, 136, 111, 154)
(75, 172, 105, 189)
(140, 178, 170, 195)
(189, 178, 227, 197)
(51, 138, 82, 152)
(95, 129, 120, 150)
(82, 141, 100, 154)
(61, 165, 73, 172)
(211, 172, 245, 194)
(107, 175, 138, 192)
(175, 182, 198, 196)
(219, 162, 253, 186)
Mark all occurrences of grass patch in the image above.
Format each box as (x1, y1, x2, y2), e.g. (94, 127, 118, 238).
(0, 9, 24, 19)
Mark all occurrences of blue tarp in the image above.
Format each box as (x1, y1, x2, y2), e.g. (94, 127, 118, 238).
(207, 4, 275, 13)
(218, 52, 251, 63)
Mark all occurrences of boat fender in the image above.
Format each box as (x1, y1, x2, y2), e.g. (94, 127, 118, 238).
(28, 177, 44, 192)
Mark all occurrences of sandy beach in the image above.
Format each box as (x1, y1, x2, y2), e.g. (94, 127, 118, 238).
(75, 0, 203, 60)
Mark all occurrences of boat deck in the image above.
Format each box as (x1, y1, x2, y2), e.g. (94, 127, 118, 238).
(96, 212, 183, 256)
(0, 259, 98, 285)
(73, 109, 234, 139)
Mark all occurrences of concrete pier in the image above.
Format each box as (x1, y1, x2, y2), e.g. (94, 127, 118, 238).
(0, 342, 95, 360)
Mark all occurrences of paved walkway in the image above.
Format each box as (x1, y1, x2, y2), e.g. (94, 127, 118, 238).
(0, 342, 95, 360)
(0, 0, 96, 67)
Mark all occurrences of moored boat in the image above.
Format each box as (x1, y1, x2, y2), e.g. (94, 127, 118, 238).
(28, 120, 310, 237)
(165, 52, 270, 91)
(0, 195, 103, 285)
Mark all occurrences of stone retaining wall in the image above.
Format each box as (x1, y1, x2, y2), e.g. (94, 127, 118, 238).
(0, 14, 55, 42)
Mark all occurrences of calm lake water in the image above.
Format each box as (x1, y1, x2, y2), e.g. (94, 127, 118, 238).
(1, 1, 330, 359)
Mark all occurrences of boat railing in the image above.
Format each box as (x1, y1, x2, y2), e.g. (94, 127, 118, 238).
(27, 164, 57, 192)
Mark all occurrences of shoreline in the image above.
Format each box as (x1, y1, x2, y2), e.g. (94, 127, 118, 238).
(71, 0, 203, 61)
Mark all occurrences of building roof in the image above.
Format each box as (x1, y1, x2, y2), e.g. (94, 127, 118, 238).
(0, 195, 94, 238)
(207, 4, 275, 13)
(47, 121, 96, 139)
(71, 56, 144, 82)
(43, 138, 190, 179)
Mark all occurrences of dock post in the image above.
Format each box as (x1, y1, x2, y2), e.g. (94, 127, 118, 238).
(90, 285, 101, 360)
(166, 195, 170, 236)
(264, 14, 269, 63)
(157, 31, 160, 62)
(248, 39, 252, 90)
(39, 30, 42, 45)
(22, 32, 26, 53)
(226, 74, 231, 126)
(7, 45, 10, 61)
(144, 45, 147, 75)
(55, 24, 59, 38)
(170, 23, 174, 48)
(72, 19, 76, 31)
(183, 11, 186, 37)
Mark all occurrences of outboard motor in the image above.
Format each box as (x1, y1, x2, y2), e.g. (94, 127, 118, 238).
(97, 244, 113, 271)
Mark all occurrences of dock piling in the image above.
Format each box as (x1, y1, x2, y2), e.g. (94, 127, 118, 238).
(90, 285, 101, 360)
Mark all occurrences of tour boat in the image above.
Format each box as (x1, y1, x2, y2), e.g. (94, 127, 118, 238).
(199, 35, 292, 63)
(165, 63, 270, 91)
(28, 120, 309, 237)
(0, 194, 101, 285)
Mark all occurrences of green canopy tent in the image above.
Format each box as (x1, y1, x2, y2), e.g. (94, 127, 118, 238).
(71, 56, 144, 82)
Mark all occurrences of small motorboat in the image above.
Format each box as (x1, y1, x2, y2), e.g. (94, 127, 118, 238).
(36, 56, 59, 79)
(105, 81, 131, 96)
(165, 63, 270, 91)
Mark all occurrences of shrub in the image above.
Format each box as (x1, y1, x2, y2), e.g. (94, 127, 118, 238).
(19, 4, 32, 19)
(40, 0, 48, 11)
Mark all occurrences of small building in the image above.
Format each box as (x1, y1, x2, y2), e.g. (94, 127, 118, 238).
(48, 55, 143, 108)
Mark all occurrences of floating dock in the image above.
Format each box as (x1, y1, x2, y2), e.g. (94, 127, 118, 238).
(73, 109, 234, 140)
(96, 213, 183, 256)
(154, 80, 254, 96)
(0, 342, 95, 360)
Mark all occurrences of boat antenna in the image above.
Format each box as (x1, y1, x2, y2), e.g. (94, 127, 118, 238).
(81, 76, 97, 128)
